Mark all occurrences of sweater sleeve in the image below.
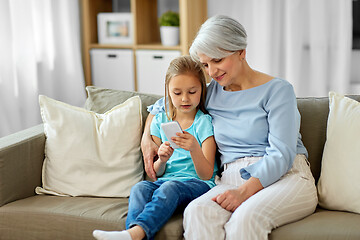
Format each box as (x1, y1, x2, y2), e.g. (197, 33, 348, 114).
(240, 84, 299, 187)
(147, 97, 165, 115)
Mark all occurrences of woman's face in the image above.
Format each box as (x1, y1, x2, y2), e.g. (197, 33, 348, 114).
(168, 73, 202, 115)
(198, 51, 243, 87)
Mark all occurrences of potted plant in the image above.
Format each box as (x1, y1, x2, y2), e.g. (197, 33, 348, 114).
(159, 11, 180, 46)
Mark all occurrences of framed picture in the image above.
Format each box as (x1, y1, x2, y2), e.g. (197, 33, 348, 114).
(97, 13, 133, 45)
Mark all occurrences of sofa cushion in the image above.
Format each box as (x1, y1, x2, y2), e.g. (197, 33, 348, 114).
(36, 95, 143, 197)
(296, 95, 360, 183)
(269, 208, 360, 240)
(317, 92, 360, 214)
(0, 195, 127, 240)
(0, 195, 183, 240)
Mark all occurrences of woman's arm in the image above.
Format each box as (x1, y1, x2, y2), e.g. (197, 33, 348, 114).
(240, 83, 299, 187)
(212, 83, 297, 212)
(172, 133, 216, 180)
(141, 114, 158, 180)
(141, 97, 167, 180)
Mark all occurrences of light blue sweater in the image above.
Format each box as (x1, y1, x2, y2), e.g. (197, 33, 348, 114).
(148, 78, 307, 187)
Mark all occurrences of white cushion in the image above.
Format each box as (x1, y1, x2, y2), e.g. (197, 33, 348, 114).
(317, 92, 360, 213)
(36, 95, 143, 197)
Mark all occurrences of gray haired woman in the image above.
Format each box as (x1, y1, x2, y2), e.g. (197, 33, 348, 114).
(142, 15, 318, 239)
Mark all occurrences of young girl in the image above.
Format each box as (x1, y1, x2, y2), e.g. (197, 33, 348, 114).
(93, 55, 218, 240)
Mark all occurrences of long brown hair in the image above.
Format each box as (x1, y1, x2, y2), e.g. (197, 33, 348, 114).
(164, 55, 207, 120)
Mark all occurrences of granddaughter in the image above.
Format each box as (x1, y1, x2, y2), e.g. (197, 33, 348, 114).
(93, 55, 218, 240)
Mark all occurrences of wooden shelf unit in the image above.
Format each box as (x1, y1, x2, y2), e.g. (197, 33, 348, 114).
(80, 0, 208, 89)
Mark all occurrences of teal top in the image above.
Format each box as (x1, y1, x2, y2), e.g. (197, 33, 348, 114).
(150, 110, 218, 188)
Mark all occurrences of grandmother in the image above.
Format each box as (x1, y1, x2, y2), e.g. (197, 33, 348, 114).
(141, 15, 318, 239)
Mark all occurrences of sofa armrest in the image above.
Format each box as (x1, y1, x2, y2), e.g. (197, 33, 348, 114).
(0, 124, 45, 207)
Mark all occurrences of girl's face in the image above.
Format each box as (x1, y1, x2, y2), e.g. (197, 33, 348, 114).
(168, 73, 202, 115)
(198, 51, 243, 87)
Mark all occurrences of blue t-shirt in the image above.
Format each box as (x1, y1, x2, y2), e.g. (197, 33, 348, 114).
(148, 78, 308, 188)
(150, 110, 218, 188)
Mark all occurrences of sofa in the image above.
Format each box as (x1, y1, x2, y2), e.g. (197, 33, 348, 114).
(0, 86, 360, 240)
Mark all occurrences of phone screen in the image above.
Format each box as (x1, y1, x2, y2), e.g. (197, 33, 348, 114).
(161, 121, 183, 149)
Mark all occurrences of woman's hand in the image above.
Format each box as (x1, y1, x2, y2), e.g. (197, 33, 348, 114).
(211, 188, 247, 212)
(212, 177, 264, 212)
(158, 142, 174, 162)
(171, 131, 199, 152)
(141, 138, 159, 180)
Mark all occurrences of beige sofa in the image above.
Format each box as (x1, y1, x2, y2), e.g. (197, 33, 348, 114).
(1, 86, 360, 240)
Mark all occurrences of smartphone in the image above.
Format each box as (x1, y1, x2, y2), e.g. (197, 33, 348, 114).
(161, 121, 183, 149)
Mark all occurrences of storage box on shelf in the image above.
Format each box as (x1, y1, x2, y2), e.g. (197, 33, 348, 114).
(136, 50, 181, 95)
(90, 49, 135, 91)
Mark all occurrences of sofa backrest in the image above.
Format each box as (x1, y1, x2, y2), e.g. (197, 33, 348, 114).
(297, 95, 360, 183)
(84, 87, 360, 184)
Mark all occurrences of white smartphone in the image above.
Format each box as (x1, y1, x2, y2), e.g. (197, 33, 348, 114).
(161, 121, 183, 149)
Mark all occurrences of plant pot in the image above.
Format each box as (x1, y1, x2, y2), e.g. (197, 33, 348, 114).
(160, 26, 179, 46)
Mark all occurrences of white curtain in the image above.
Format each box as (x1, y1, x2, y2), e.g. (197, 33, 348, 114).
(208, 0, 353, 97)
(0, 0, 86, 138)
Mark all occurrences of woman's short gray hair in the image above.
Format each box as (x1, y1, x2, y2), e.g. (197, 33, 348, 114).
(189, 15, 247, 62)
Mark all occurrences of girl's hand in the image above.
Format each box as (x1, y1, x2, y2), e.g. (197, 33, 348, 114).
(158, 141, 174, 162)
(171, 131, 199, 152)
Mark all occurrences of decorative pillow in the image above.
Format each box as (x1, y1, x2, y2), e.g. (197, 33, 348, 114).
(317, 92, 360, 213)
(84, 86, 162, 126)
(36, 95, 144, 197)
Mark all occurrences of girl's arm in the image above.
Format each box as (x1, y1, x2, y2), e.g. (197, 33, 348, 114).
(173, 132, 216, 180)
(151, 135, 173, 177)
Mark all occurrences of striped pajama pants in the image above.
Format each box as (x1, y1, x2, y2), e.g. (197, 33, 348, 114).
(183, 154, 318, 240)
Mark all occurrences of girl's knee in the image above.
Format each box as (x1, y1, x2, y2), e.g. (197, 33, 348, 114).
(131, 181, 146, 191)
(130, 181, 153, 196)
(150, 181, 181, 202)
(160, 180, 179, 188)
(157, 181, 182, 195)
